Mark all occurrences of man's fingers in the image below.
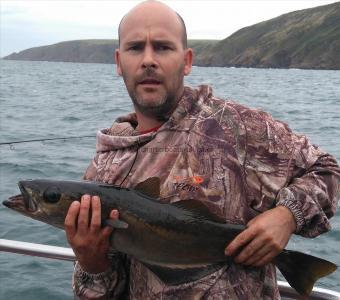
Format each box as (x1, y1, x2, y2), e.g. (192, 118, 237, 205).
(110, 209, 119, 219)
(77, 195, 91, 234)
(242, 245, 272, 266)
(90, 196, 101, 233)
(233, 237, 265, 264)
(102, 226, 114, 237)
(102, 210, 119, 237)
(252, 251, 276, 267)
(225, 228, 255, 256)
(64, 201, 80, 239)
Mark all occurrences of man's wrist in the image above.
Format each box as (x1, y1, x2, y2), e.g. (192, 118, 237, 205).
(78, 257, 111, 274)
(276, 205, 297, 233)
(76, 260, 112, 279)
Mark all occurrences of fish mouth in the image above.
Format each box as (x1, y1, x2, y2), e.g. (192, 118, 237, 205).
(3, 193, 26, 211)
(3, 181, 38, 213)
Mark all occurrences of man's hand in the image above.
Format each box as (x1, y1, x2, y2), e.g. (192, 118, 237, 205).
(65, 195, 118, 273)
(225, 206, 297, 267)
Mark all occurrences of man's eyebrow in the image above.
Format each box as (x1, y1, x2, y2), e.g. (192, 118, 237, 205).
(123, 39, 177, 47)
(124, 40, 145, 47)
(152, 40, 176, 47)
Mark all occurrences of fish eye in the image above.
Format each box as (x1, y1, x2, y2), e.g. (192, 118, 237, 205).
(43, 187, 61, 204)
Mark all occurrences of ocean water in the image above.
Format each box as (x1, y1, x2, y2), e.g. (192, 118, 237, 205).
(0, 60, 339, 298)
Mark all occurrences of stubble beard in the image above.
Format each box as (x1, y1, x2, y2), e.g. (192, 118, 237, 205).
(123, 67, 184, 122)
(131, 89, 178, 122)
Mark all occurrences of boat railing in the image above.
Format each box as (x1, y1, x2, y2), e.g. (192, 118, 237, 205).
(1, 238, 339, 300)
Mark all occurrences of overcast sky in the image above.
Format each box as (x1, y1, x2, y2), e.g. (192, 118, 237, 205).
(0, 0, 337, 57)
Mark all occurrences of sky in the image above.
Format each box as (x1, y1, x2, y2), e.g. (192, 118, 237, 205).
(0, 0, 337, 57)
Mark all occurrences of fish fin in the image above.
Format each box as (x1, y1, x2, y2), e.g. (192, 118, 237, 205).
(274, 249, 337, 296)
(134, 177, 160, 198)
(171, 199, 226, 223)
(142, 262, 226, 285)
(104, 219, 129, 229)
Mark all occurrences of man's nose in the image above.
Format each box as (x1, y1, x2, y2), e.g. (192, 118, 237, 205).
(141, 47, 157, 69)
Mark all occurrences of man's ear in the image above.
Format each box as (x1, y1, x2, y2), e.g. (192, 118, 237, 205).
(184, 48, 193, 76)
(115, 49, 122, 76)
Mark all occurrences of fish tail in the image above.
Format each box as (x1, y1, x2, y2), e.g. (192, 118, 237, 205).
(274, 249, 337, 296)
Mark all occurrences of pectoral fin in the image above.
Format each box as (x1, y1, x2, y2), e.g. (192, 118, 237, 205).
(104, 219, 129, 229)
(142, 262, 227, 285)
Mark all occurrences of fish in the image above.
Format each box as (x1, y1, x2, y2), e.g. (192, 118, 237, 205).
(3, 177, 337, 296)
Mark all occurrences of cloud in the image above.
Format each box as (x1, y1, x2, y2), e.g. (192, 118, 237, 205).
(1, 0, 336, 56)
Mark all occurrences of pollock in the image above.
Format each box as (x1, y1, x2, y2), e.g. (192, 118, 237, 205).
(3, 177, 337, 296)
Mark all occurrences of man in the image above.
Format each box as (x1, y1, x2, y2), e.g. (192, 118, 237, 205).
(65, 1, 339, 299)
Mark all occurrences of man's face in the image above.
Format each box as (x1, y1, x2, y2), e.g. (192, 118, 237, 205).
(116, 9, 192, 120)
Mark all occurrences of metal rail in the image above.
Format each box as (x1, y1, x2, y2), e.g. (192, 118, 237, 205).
(1, 238, 339, 299)
(0, 238, 75, 261)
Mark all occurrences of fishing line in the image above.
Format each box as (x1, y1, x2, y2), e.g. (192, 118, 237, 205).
(0, 135, 95, 148)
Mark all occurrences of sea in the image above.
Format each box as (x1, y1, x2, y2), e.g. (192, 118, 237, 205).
(0, 60, 339, 299)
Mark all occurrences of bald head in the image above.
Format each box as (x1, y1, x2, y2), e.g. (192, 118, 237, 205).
(118, 0, 187, 48)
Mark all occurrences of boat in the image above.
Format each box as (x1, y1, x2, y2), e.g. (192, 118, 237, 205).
(1, 238, 339, 299)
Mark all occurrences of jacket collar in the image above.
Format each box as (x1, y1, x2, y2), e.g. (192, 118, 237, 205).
(96, 85, 212, 152)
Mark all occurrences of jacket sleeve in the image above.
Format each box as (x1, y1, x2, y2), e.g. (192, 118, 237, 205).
(73, 253, 130, 300)
(275, 139, 340, 237)
(241, 108, 339, 238)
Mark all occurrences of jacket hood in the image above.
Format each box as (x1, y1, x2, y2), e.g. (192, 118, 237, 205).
(96, 85, 212, 152)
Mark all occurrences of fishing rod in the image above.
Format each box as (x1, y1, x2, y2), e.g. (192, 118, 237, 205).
(0, 135, 95, 149)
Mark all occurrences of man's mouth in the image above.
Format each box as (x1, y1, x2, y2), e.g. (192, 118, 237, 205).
(139, 78, 162, 85)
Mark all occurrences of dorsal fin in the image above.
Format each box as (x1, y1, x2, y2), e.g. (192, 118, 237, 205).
(171, 199, 226, 223)
(134, 177, 160, 198)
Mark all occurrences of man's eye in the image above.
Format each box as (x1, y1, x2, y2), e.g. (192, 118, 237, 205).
(156, 45, 171, 51)
(128, 45, 142, 51)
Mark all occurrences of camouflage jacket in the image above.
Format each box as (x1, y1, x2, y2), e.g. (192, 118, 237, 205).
(73, 85, 339, 299)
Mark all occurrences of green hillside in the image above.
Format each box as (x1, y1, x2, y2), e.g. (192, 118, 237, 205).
(3, 40, 119, 64)
(199, 2, 340, 69)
